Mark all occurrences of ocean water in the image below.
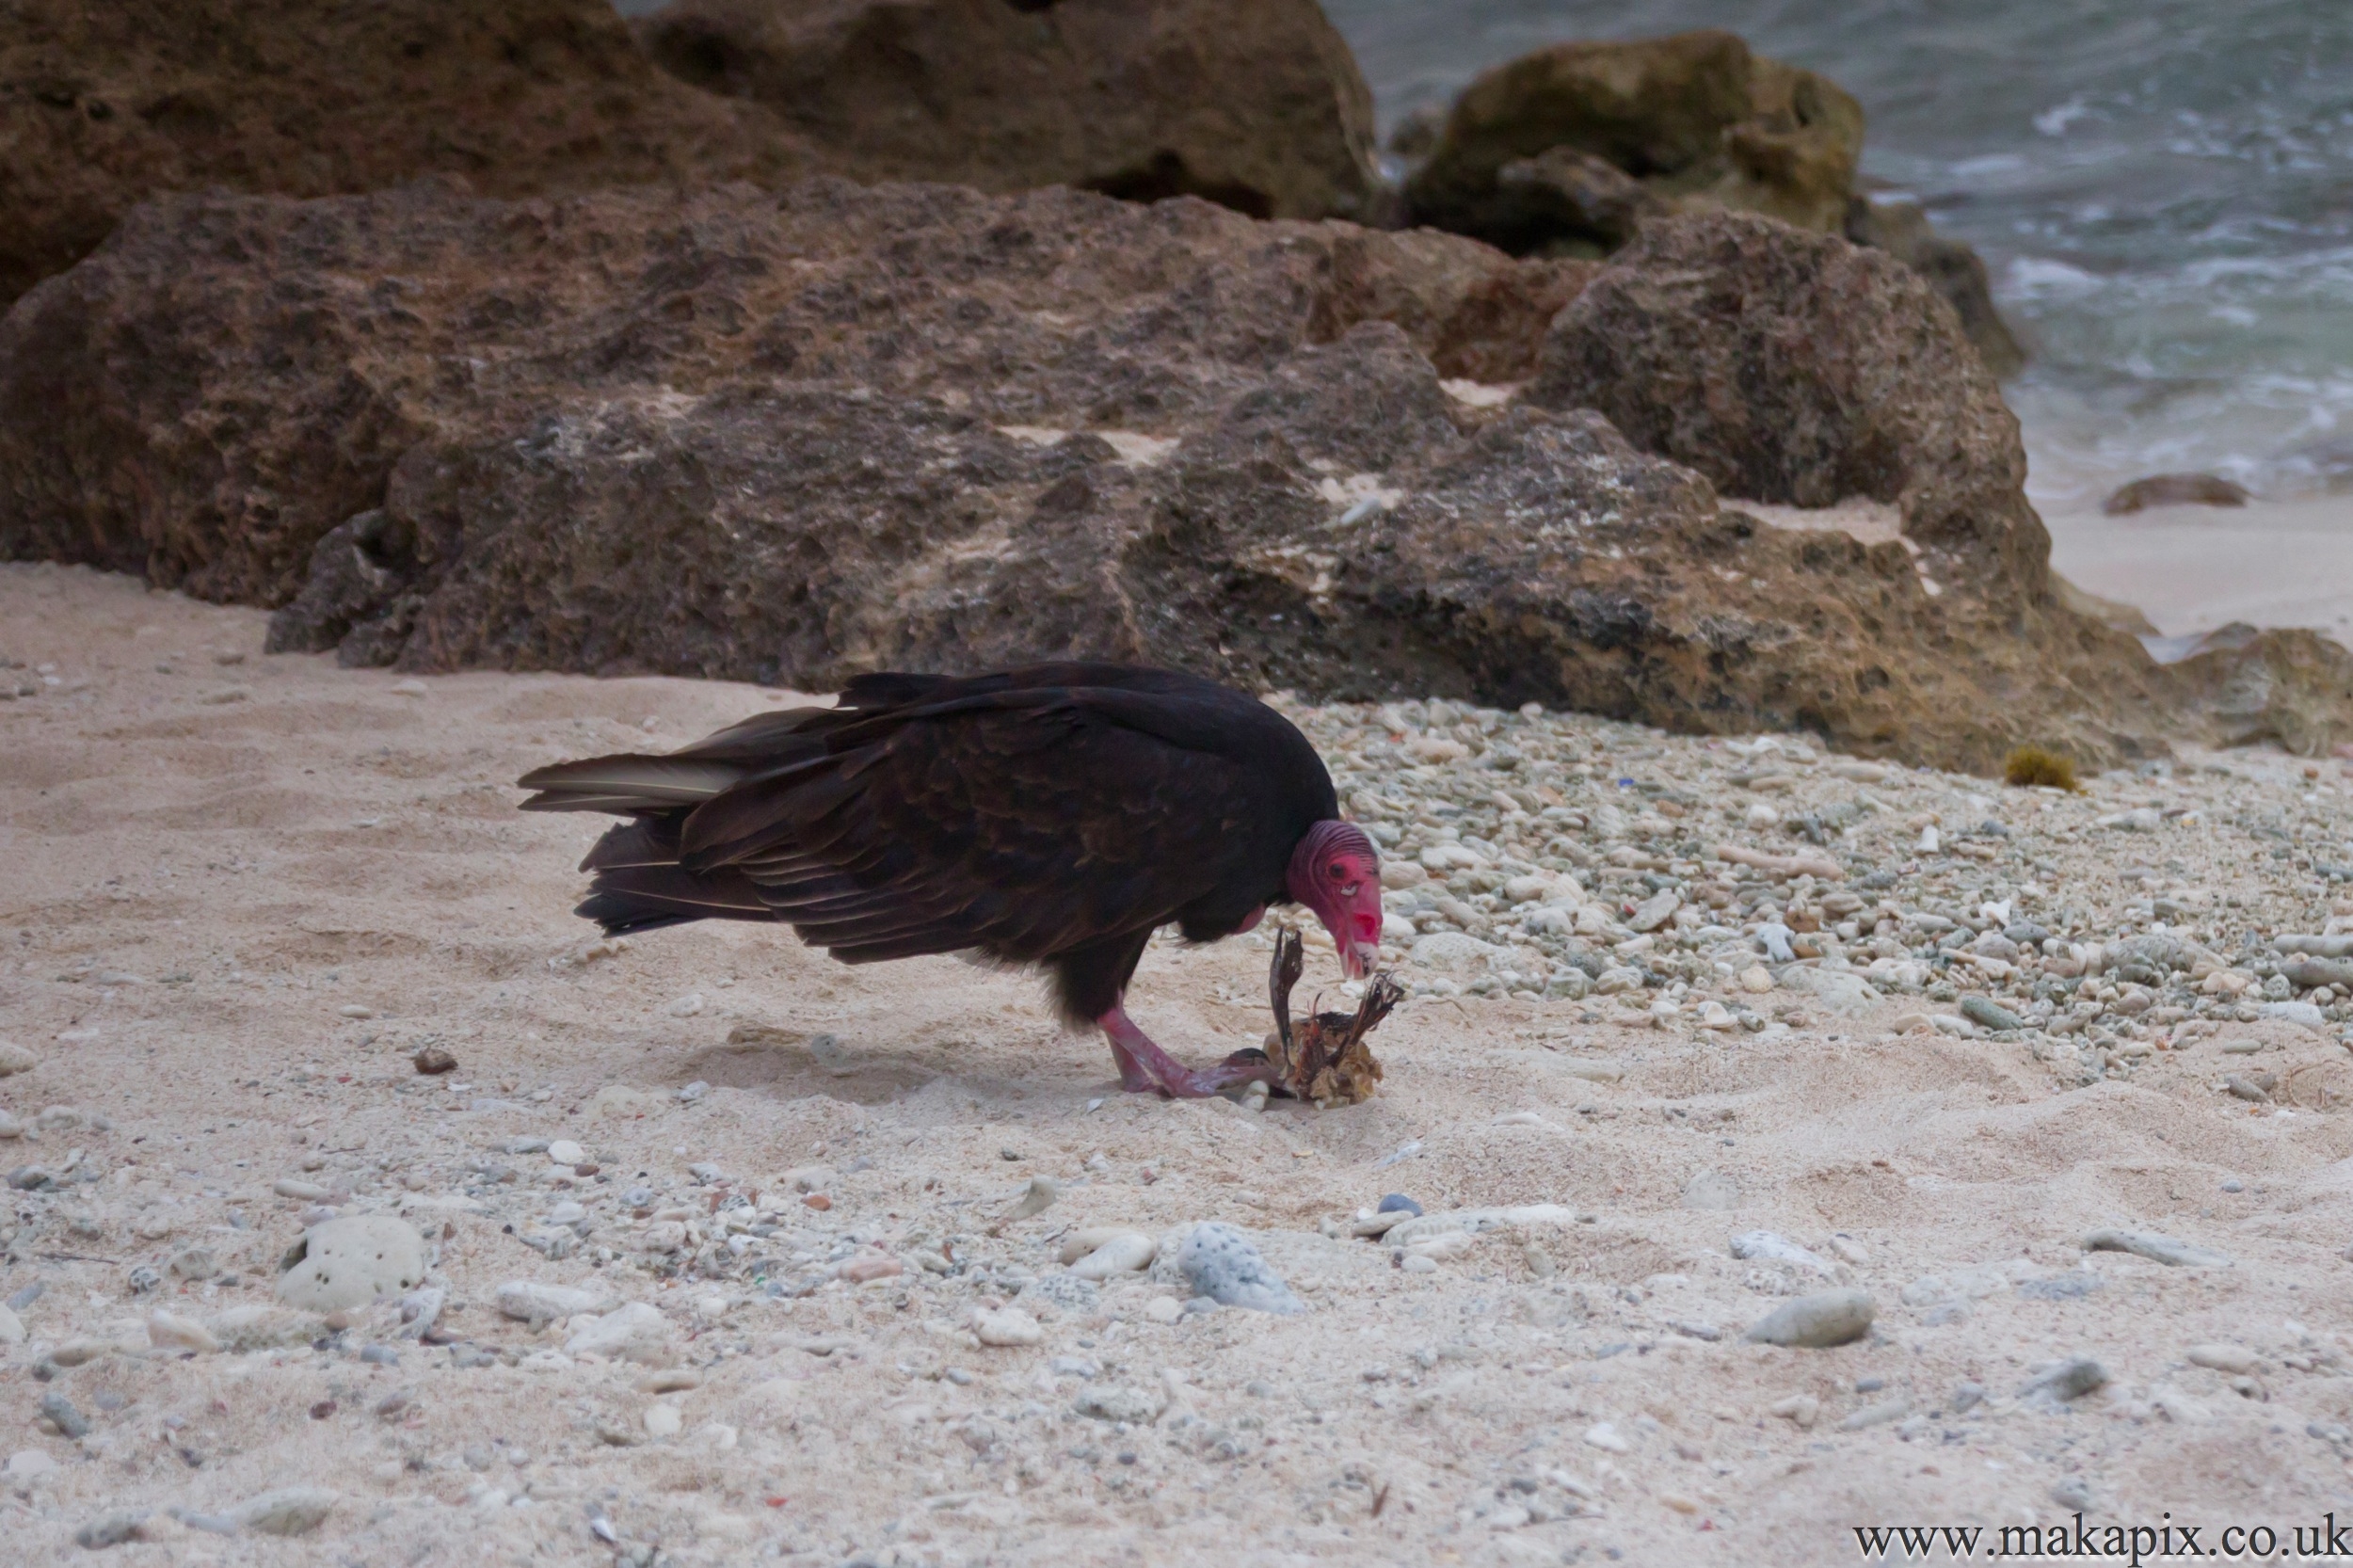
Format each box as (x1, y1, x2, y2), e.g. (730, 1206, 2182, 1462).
(1326, 0, 2353, 512)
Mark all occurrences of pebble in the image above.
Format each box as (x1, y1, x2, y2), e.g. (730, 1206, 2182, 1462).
(0, 1304, 22, 1344)
(275, 1215, 428, 1312)
(1768, 1394, 1819, 1429)
(232, 1487, 339, 1536)
(2023, 1356, 2111, 1402)
(1377, 1192, 1423, 1216)
(564, 1302, 675, 1363)
(1174, 1223, 1303, 1315)
(1073, 1385, 1162, 1424)
(2185, 1343, 2258, 1374)
(7, 1448, 59, 1480)
(1004, 1176, 1059, 1220)
(1960, 996, 2023, 1032)
(41, 1389, 90, 1437)
(2051, 1477, 2095, 1512)
(1745, 1288, 1875, 1348)
(1581, 1421, 1630, 1452)
(272, 1177, 329, 1201)
(973, 1308, 1045, 1347)
(1143, 1296, 1183, 1324)
(0, 1039, 36, 1076)
(412, 1047, 457, 1076)
(74, 1513, 147, 1549)
(146, 1308, 218, 1353)
(1837, 1397, 1912, 1432)
(643, 1401, 684, 1438)
(1729, 1230, 1833, 1273)
(2081, 1228, 2232, 1268)
(546, 1140, 585, 1165)
(1066, 1232, 1159, 1280)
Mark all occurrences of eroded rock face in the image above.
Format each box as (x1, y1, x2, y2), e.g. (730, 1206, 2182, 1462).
(633, 0, 1383, 222)
(1397, 29, 2019, 376)
(1529, 213, 2043, 583)
(0, 0, 811, 308)
(1404, 31, 1862, 253)
(0, 177, 2329, 765)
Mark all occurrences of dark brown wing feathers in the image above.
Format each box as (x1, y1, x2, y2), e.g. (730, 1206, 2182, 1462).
(519, 664, 1339, 1022)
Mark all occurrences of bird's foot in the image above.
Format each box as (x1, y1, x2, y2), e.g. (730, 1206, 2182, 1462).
(1098, 1006, 1270, 1099)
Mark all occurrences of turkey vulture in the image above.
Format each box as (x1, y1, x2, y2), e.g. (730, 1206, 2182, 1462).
(517, 664, 1384, 1097)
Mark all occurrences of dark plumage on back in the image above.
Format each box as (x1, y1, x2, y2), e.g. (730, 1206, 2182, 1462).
(518, 664, 1378, 1095)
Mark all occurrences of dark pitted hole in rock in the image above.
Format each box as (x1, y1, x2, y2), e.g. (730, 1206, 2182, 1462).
(1083, 152, 1273, 221)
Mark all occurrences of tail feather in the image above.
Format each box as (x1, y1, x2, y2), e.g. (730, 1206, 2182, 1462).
(518, 755, 747, 814)
(573, 863, 774, 935)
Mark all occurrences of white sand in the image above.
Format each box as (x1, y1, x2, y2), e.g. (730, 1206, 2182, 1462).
(3, 563, 2351, 1565)
(2046, 496, 2353, 639)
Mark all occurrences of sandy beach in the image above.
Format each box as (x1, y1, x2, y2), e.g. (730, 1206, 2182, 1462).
(5, 562, 2352, 1565)
(2046, 496, 2353, 642)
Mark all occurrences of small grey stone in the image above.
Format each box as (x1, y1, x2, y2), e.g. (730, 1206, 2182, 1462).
(231, 1486, 339, 1536)
(2081, 1228, 2231, 1268)
(1376, 1193, 1422, 1216)
(2050, 1476, 2094, 1512)
(2023, 1357, 2110, 1402)
(2017, 1272, 2102, 1302)
(1960, 996, 2023, 1032)
(1950, 1381, 1986, 1413)
(1746, 1288, 1874, 1349)
(1175, 1223, 1302, 1315)
(74, 1512, 146, 1549)
(1016, 1272, 1100, 1316)
(359, 1344, 398, 1366)
(1836, 1397, 1910, 1432)
(41, 1390, 90, 1437)
(1072, 1385, 1161, 1424)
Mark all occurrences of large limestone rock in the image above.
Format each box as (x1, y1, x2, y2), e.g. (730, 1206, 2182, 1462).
(0, 178, 2334, 765)
(633, 0, 1383, 222)
(0, 0, 808, 307)
(1399, 29, 2019, 376)
(0, 179, 1583, 607)
(1404, 31, 1861, 253)
(1528, 213, 2041, 581)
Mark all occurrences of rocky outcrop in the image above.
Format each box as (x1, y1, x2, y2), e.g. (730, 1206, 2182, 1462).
(0, 178, 2337, 767)
(1528, 214, 2041, 582)
(0, 179, 1585, 607)
(1398, 29, 2021, 376)
(1404, 31, 1861, 253)
(1842, 198, 2024, 378)
(632, 0, 1383, 223)
(2148, 625, 2353, 757)
(0, 0, 810, 308)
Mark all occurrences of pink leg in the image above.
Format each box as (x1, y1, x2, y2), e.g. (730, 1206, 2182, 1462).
(1096, 1003, 1268, 1099)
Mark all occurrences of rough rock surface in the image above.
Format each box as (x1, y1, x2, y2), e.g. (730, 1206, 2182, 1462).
(0, 0, 812, 309)
(0, 180, 2342, 766)
(1404, 31, 1862, 253)
(1400, 29, 2020, 375)
(633, 0, 1383, 223)
(1530, 213, 2039, 578)
(1843, 198, 2025, 378)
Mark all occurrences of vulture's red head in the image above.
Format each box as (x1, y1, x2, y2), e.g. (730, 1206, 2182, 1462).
(1286, 820, 1383, 979)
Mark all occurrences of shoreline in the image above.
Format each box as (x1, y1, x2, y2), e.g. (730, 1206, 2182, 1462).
(2042, 495, 2353, 641)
